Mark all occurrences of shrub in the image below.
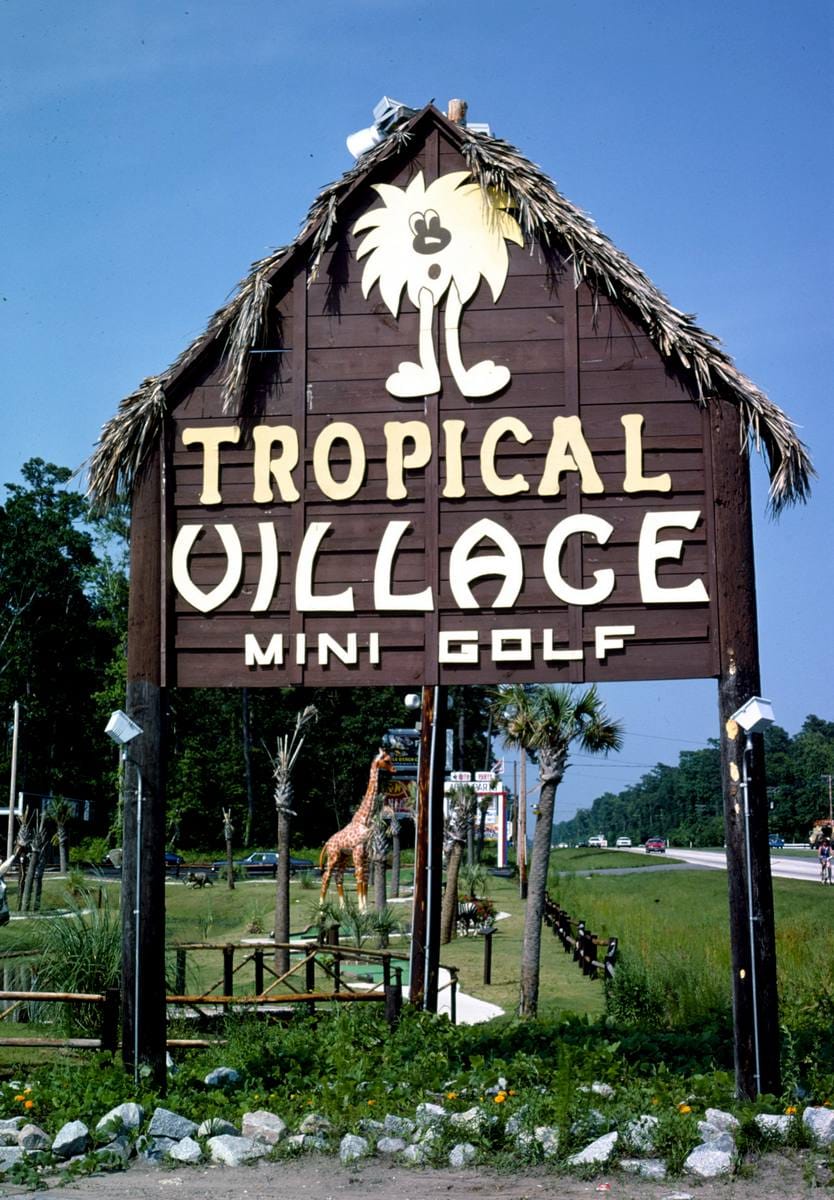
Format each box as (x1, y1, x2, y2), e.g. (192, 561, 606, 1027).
(34, 892, 121, 1037)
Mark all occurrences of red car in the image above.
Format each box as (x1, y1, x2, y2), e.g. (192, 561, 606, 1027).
(645, 837, 666, 854)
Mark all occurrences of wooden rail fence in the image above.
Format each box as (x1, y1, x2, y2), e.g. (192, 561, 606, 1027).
(543, 894, 618, 981)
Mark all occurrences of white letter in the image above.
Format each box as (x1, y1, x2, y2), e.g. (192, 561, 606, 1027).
(621, 414, 671, 493)
(374, 521, 433, 611)
(542, 629, 582, 662)
(368, 632, 380, 665)
(295, 522, 355, 611)
(480, 417, 532, 496)
(543, 515, 615, 606)
(181, 426, 241, 505)
(171, 524, 242, 613)
(313, 422, 366, 500)
(250, 522, 280, 612)
(442, 419, 466, 499)
(449, 519, 523, 610)
(318, 633, 359, 665)
(638, 511, 710, 603)
(385, 421, 432, 500)
(439, 630, 479, 664)
(245, 633, 284, 666)
(491, 629, 532, 662)
(594, 625, 636, 659)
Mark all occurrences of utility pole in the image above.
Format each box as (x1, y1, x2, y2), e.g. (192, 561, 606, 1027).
(6, 702, 20, 861)
(823, 775, 833, 824)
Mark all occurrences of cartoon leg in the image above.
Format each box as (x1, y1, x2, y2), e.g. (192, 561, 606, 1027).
(445, 281, 510, 398)
(386, 287, 441, 398)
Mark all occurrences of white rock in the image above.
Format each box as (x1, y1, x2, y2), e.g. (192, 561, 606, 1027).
(241, 1110, 287, 1144)
(207, 1134, 269, 1165)
(0, 1146, 26, 1171)
(339, 1133, 370, 1163)
(147, 1107, 198, 1141)
(377, 1136, 406, 1154)
(620, 1157, 667, 1179)
(402, 1143, 428, 1164)
(299, 1112, 332, 1136)
(52, 1120, 90, 1159)
(204, 1066, 240, 1087)
(415, 1102, 448, 1126)
(0, 1118, 24, 1132)
(18, 1123, 50, 1152)
(197, 1117, 238, 1138)
(449, 1141, 477, 1167)
(169, 1136, 203, 1164)
(450, 1106, 485, 1133)
(591, 1081, 615, 1099)
(567, 1130, 618, 1166)
(534, 1125, 559, 1158)
(803, 1106, 834, 1145)
(624, 1113, 659, 1152)
(383, 1113, 415, 1137)
(704, 1107, 739, 1132)
(96, 1102, 144, 1134)
(684, 1143, 734, 1178)
(755, 1112, 792, 1138)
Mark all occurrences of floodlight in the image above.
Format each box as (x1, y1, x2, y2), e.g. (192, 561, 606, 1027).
(105, 710, 143, 746)
(346, 96, 415, 159)
(729, 697, 775, 735)
(465, 122, 491, 135)
(346, 123, 384, 159)
(404, 693, 421, 711)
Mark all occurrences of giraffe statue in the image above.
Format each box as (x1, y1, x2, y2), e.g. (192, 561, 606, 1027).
(319, 748, 396, 910)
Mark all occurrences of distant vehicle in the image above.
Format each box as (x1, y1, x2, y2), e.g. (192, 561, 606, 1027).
(587, 835, 608, 848)
(210, 851, 314, 877)
(645, 837, 666, 854)
(768, 834, 785, 849)
(165, 851, 184, 874)
(615, 837, 632, 848)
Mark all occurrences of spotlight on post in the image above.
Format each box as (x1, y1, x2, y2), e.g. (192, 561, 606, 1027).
(729, 697, 775, 735)
(105, 710, 142, 746)
(404, 693, 421, 711)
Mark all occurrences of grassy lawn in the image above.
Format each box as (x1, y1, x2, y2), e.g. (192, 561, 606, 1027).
(547, 847, 683, 871)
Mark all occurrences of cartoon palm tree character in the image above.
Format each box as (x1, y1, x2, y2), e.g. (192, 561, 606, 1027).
(353, 171, 523, 399)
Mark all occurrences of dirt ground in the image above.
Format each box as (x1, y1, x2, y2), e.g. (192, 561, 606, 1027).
(0, 1150, 825, 1200)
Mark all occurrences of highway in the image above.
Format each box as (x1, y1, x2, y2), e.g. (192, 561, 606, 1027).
(626, 846, 823, 884)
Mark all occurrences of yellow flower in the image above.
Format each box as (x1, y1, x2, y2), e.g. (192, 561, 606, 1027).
(13, 1095, 24, 1103)
(651, 1097, 659, 1105)
(494, 1092, 507, 1104)
(24, 1101, 33, 1110)
(784, 1105, 797, 1115)
(508, 1089, 517, 1096)
(446, 1091, 458, 1101)
(678, 1103, 692, 1114)
(367, 1099, 376, 1106)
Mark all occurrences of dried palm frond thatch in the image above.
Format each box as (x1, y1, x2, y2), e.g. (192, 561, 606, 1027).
(87, 105, 812, 514)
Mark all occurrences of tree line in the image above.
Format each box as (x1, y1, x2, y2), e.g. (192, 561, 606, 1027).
(552, 716, 834, 847)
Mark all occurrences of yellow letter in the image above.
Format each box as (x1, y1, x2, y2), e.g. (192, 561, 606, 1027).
(385, 421, 432, 501)
(442, 419, 466, 499)
(312, 423, 366, 500)
(480, 417, 532, 496)
(181, 426, 241, 505)
(253, 425, 300, 502)
(538, 416, 604, 496)
(621, 414, 671, 493)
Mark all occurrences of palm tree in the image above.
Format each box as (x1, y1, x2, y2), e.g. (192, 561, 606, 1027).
(494, 685, 623, 1017)
(440, 784, 478, 944)
(270, 705, 317, 977)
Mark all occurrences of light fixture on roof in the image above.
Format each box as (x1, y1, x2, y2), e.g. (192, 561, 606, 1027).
(346, 96, 415, 159)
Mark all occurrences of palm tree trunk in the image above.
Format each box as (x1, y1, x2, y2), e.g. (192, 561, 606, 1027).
(242, 688, 255, 845)
(390, 815, 401, 898)
(274, 807, 290, 977)
(519, 771, 560, 1017)
(440, 840, 464, 944)
(57, 827, 68, 876)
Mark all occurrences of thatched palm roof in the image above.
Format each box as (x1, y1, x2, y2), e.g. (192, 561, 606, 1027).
(88, 103, 812, 514)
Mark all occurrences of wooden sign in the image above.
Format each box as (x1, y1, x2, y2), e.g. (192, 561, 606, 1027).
(165, 136, 719, 688)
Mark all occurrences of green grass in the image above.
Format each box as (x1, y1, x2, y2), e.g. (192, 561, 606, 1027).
(548, 847, 683, 871)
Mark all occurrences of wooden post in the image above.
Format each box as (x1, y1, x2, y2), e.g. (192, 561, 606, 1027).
(408, 686, 433, 1008)
(483, 927, 494, 985)
(175, 950, 186, 996)
(123, 441, 167, 1091)
(254, 949, 264, 996)
(518, 749, 528, 898)
(305, 953, 316, 1016)
(223, 945, 234, 997)
(424, 686, 447, 1013)
(711, 398, 780, 1098)
(100, 987, 120, 1055)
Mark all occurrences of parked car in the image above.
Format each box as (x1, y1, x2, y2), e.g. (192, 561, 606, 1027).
(587, 835, 608, 848)
(615, 836, 632, 848)
(211, 851, 315, 877)
(645, 837, 666, 854)
(165, 851, 184, 875)
(768, 834, 785, 849)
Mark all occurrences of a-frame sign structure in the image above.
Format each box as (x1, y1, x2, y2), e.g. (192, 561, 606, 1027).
(90, 101, 812, 1097)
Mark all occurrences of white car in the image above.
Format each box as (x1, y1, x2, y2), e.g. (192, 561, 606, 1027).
(615, 837, 632, 848)
(588, 835, 608, 848)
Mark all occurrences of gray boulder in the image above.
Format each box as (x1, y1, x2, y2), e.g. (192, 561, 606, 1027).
(340, 1133, 370, 1163)
(755, 1112, 792, 1139)
(704, 1106, 739, 1133)
(241, 1110, 287, 1145)
(383, 1113, 415, 1137)
(567, 1130, 618, 1166)
(207, 1134, 269, 1165)
(52, 1120, 90, 1159)
(137, 1135, 177, 1163)
(147, 1107, 198, 1141)
(168, 1136, 203, 1164)
(402, 1143, 429, 1164)
(377, 1136, 407, 1155)
(450, 1106, 486, 1133)
(620, 1157, 667, 1180)
(18, 1123, 50, 1152)
(0, 1146, 26, 1171)
(804, 1105, 834, 1145)
(624, 1113, 659, 1152)
(684, 1143, 735, 1178)
(449, 1141, 477, 1167)
(0, 1118, 24, 1133)
(204, 1066, 240, 1087)
(94, 1135, 131, 1167)
(299, 1112, 332, 1136)
(96, 1102, 144, 1134)
(415, 1102, 448, 1127)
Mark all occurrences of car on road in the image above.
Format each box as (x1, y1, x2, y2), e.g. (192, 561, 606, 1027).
(615, 836, 632, 848)
(165, 851, 184, 874)
(211, 851, 315, 877)
(645, 837, 666, 854)
(768, 834, 785, 849)
(587, 835, 608, 848)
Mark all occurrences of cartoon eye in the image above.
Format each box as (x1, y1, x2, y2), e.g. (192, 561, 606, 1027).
(409, 211, 425, 237)
(410, 209, 452, 255)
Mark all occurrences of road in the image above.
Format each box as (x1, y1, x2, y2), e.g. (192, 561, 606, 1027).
(625, 846, 823, 883)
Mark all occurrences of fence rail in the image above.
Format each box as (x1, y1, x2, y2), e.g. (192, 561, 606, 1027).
(543, 894, 618, 981)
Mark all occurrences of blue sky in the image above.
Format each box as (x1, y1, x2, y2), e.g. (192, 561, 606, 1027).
(2, 1, 832, 822)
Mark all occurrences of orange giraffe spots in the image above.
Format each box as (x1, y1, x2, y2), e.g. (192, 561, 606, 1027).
(319, 749, 395, 910)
